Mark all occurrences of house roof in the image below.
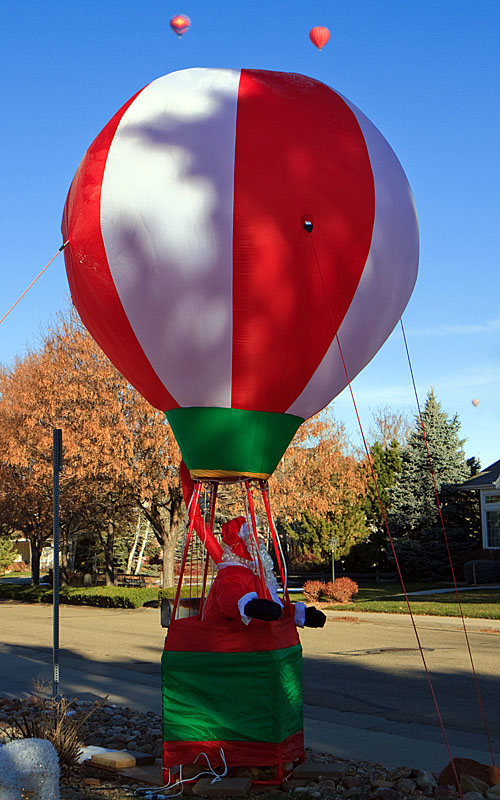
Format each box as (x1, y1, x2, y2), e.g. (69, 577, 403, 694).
(459, 459, 500, 490)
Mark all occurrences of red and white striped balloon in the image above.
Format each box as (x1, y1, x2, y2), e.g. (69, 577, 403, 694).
(62, 68, 418, 477)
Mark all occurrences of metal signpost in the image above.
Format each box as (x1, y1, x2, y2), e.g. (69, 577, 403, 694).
(52, 429, 63, 699)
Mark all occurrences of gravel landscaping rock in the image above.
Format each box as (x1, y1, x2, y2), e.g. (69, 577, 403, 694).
(0, 696, 487, 800)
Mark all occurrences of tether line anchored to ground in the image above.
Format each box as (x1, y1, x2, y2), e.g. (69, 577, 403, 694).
(400, 316, 495, 766)
(0, 241, 68, 326)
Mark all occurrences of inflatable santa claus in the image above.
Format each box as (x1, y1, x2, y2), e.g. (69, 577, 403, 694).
(203, 516, 326, 630)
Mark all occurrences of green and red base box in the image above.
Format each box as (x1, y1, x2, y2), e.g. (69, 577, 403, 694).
(161, 603, 304, 776)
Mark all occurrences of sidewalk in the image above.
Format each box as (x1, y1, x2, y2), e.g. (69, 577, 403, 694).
(303, 704, 500, 774)
(391, 585, 499, 597)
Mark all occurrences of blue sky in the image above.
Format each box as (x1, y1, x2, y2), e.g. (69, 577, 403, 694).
(1, 0, 499, 468)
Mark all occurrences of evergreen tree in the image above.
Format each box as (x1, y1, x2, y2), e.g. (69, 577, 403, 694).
(389, 388, 470, 538)
(282, 500, 368, 572)
(348, 439, 403, 572)
(282, 512, 335, 569)
(0, 537, 16, 572)
(364, 440, 402, 532)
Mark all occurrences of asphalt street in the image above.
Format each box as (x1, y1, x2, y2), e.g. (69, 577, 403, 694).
(1, 602, 500, 771)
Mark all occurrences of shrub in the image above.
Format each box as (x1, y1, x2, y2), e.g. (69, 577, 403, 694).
(157, 587, 200, 600)
(323, 577, 359, 603)
(302, 580, 325, 602)
(453, 547, 500, 581)
(464, 560, 500, 585)
(2, 683, 106, 773)
(0, 584, 161, 608)
(303, 577, 359, 603)
(320, 581, 335, 601)
(289, 551, 329, 573)
(60, 586, 161, 608)
(0, 585, 48, 602)
(5, 560, 27, 573)
(389, 528, 481, 581)
(0, 539, 17, 572)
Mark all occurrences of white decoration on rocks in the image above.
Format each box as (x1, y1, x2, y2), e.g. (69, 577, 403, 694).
(0, 738, 60, 799)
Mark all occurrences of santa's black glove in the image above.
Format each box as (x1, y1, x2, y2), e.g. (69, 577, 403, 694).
(244, 598, 283, 621)
(304, 606, 326, 628)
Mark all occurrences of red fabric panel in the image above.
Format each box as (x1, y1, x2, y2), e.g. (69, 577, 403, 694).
(61, 91, 179, 413)
(164, 604, 300, 653)
(163, 729, 304, 769)
(231, 70, 375, 412)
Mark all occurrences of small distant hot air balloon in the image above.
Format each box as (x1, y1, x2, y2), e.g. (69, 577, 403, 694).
(309, 26, 330, 51)
(170, 13, 190, 38)
(472, 398, 480, 407)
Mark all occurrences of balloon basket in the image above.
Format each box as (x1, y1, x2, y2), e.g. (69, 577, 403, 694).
(161, 471, 305, 783)
(161, 611, 304, 785)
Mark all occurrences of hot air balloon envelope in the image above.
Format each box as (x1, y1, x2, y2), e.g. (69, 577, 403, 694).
(62, 68, 419, 479)
(309, 26, 330, 50)
(170, 14, 190, 36)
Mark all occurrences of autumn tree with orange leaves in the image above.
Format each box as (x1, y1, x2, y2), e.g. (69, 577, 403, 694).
(269, 413, 369, 568)
(0, 311, 181, 586)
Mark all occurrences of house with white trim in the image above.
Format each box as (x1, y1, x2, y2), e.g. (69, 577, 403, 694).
(10, 538, 53, 570)
(460, 460, 500, 548)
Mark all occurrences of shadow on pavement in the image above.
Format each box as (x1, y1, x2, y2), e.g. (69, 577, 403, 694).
(1, 638, 500, 746)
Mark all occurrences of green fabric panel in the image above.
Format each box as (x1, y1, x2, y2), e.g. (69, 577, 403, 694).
(165, 407, 303, 476)
(162, 645, 303, 743)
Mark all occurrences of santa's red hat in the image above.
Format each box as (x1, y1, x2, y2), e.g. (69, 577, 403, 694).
(221, 516, 252, 560)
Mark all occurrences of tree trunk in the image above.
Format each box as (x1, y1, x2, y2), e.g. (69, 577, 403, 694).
(60, 539, 70, 587)
(165, 496, 182, 588)
(162, 539, 175, 589)
(141, 490, 183, 588)
(159, 506, 182, 588)
(134, 522, 149, 575)
(30, 539, 41, 586)
(127, 513, 142, 573)
(104, 520, 115, 586)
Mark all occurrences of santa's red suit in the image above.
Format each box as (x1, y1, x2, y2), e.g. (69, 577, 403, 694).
(203, 564, 269, 624)
(202, 516, 308, 629)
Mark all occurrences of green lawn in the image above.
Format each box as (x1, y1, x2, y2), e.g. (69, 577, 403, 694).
(2, 579, 500, 619)
(329, 582, 500, 619)
(0, 570, 32, 579)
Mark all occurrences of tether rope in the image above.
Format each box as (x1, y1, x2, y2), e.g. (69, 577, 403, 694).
(0, 242, 67, 326)
(400, 317, 495, 764)
(334, 331, 461, 790)
(308, 236, 463, 794)
(172, 482, 201, 620)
